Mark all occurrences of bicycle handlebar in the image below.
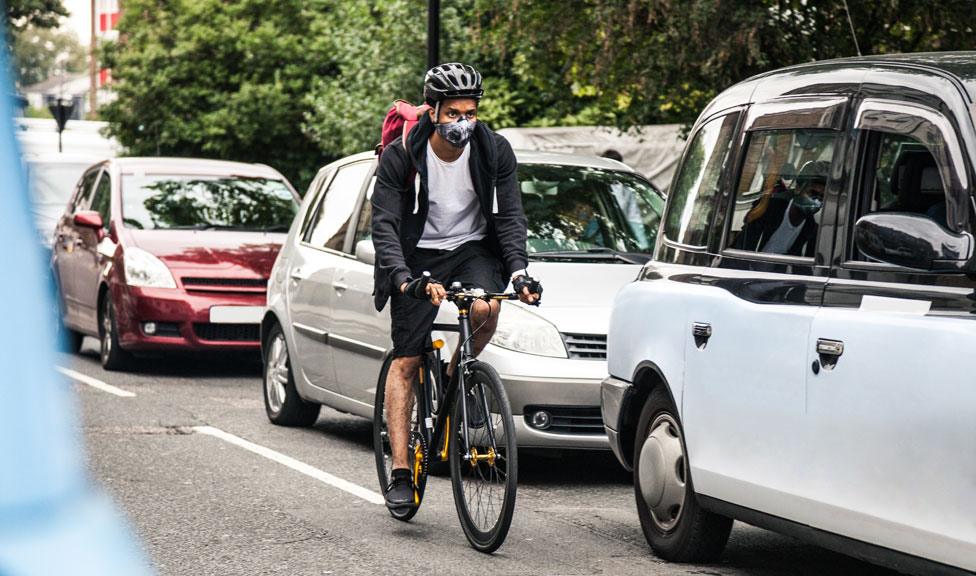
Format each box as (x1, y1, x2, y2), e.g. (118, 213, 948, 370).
(405, 271, 523, 303)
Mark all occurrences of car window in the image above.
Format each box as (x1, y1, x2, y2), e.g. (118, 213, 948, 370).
(89, 171, 111, 229)
(519, 164, 663, 256)
(304, 161, 372, 250)
(849, 104, 968, 262)
(72, 168, 101, 212)
(299, 168, 333, 236)
(353, 176, 377, 246)
(725, 129, 836, 258)
(120, 174, 298, 231)
(662, 113, 738, 247)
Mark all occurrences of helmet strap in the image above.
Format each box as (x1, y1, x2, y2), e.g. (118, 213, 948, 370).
(434, 101, 441, 124)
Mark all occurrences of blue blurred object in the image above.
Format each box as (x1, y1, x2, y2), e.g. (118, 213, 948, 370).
(0, 36, 152, 576)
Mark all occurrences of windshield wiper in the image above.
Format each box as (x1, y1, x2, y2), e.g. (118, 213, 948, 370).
(256, 225, 291, 232)
(582, 247, 650, 264)
(529, 248, 648, 264)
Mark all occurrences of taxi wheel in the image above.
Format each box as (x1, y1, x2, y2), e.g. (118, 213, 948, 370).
(99, 296, 133, 371)
(633, 386, 732, 562)
(263, 323, 320, 427)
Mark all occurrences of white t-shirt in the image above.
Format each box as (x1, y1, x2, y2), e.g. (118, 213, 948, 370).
(760, 200, 805, 254)
(418, 142, 487, 250)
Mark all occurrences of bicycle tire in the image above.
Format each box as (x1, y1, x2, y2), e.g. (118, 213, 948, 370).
(449, 360, 517, 553)
(373, 355, 428, 522)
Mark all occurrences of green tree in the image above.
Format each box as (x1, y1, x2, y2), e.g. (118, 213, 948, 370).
(473, 0, 976, 128)
(11, 26, 86, 87)
(100, 0, 335, 190)
(5, 0, 68, 33)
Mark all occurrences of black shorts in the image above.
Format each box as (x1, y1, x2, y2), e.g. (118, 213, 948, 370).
(390, 240, 506, 358)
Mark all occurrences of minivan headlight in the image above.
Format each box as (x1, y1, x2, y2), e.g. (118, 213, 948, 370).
(490, 303, 567, 358)
(124, 247, 176, 288)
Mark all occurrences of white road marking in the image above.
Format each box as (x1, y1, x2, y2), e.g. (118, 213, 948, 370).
(192, 426, 385, 505)
(56, 366, 136, 397)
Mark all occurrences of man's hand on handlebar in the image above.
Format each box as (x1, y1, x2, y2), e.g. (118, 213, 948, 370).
(513, 275, 543, 306)
(401, 274, 446, 306)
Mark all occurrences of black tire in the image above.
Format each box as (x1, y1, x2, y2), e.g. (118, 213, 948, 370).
(63, 325, 84, 354)
(99, 295, 133, 371)
(633, 386, 732, 562)
(262, 323, 320, 427)
(449, 360, 517, 553)
(373, 354, 428, 522)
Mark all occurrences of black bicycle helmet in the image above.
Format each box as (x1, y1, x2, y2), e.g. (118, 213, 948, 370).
(423, 63, 483, 105)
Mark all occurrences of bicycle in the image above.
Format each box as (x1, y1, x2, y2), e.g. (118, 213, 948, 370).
(373, 273, 519, 553)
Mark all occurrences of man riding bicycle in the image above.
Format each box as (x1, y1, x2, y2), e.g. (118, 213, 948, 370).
(371, 62, 542, 510)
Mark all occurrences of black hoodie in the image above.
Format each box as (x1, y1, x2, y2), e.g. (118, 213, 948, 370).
(370, 114, 528, 312)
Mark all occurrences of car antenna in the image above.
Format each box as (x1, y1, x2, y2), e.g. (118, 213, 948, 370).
(841, 0, 862, 57)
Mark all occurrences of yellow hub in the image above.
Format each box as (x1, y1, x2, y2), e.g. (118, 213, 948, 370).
(468, 447, 497, 468)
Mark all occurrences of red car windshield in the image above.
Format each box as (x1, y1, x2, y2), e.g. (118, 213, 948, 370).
(121, 174, 298, 231)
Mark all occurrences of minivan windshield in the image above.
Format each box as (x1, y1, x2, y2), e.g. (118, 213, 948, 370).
(121, 174, 299, 231)
(519, 164, 663, 262)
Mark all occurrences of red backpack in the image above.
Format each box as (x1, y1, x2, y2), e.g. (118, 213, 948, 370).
(377, 99, 430, 157)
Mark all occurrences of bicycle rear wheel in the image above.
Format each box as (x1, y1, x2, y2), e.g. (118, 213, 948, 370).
(449, 360, 517, 553)
(373, 355, 428, 521)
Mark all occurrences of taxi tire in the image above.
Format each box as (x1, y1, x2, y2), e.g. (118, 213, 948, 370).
(633, 386, 732, 562)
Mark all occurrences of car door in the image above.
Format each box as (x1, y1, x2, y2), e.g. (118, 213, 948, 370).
(805, 98, 976, 567)
(286, 160, 373, 396)
(329, 171, 396, 407)
(55, 166, 101, 330)
(679, 98, 847, 515)
(75, 168, 113, 330)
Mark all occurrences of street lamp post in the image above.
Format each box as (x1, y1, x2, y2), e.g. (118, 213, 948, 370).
(427, 0, 440, 70)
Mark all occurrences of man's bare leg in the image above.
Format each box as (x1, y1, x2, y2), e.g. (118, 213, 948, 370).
(446, 299, 500, 378)
(386, 355, 420, 470)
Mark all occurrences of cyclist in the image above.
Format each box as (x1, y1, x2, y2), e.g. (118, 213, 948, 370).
(371, 62, 542, 510)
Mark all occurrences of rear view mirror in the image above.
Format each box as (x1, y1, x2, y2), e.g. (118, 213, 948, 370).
(355, 239, 375, 265)
(73, 210, 104, 239)
(854, 212, 974, 272)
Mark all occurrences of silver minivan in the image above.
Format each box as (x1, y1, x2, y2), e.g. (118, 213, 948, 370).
(261, 150, 663, 449)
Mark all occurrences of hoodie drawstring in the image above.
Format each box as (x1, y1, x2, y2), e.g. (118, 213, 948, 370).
(413, 174, 420, 215)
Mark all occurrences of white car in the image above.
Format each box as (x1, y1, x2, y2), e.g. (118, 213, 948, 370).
(603, 54, 976, 574)
(262, 150, 664, 449)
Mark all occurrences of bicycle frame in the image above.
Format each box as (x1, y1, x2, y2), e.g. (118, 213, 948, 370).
(418, 291, 513, 469)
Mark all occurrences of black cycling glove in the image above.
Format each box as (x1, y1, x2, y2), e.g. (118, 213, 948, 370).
(512, 275, 543, 306)
(404, 272, 441, 300)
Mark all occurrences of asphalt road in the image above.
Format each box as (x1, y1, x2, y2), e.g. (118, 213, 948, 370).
(65, 339, 902, 576)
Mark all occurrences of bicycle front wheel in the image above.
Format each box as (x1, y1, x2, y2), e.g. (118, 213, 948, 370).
(449, 360, 517, 553)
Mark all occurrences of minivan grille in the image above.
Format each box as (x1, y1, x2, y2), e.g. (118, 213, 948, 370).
(182, 277, 267, 293)
(524, 406, 605, 436)
(562, 333, 607, 360)
(193, 323, 260, 342)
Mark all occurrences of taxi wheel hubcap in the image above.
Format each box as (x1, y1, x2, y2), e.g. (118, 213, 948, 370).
(638, 413, 687, 532)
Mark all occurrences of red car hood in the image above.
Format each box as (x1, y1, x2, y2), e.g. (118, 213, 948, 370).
(127, 230, 287, 278)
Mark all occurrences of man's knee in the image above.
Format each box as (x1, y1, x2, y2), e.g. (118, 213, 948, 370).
(471, 300, 500, 327)
(390, 355, 422, 380)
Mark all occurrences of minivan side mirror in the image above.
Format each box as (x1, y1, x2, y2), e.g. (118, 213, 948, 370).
(854, 212, 974, 272)
(73, 210, 104, 239)
(355, 239, 375, 265)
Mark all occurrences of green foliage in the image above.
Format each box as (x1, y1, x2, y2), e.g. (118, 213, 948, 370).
(100, 0, 976, 191)
(11, 25, 86, 87)
(99, 0, 335, 190)
(473, 0, 976, 127)
(5, 0, 68, 33)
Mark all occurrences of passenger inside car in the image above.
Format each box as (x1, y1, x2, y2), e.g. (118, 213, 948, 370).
(734, 160, 828, 257)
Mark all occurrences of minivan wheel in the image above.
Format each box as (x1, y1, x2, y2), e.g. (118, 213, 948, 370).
(633, 386, 732, 562)
(99, 296, 133, 371)
(263, 323, 320, 427)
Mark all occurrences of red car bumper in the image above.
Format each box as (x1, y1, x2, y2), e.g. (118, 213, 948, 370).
(113, 284, 265, 352)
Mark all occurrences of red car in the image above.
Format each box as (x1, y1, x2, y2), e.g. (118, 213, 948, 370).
(53, 157, 300, 370)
